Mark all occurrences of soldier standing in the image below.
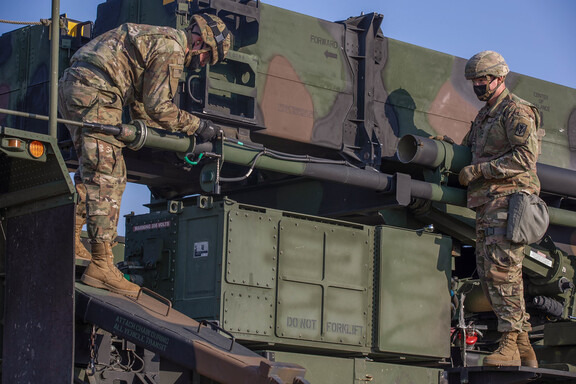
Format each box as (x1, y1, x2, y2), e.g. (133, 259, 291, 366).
(58, 15, 231, 297)
(459, 51, 540, 367)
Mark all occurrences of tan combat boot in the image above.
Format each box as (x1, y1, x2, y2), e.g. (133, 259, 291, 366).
(484, 331, 521, 367)
(517, 331, 538, 368)
(81, 242, 140, 297)
(75, 221, 92, 261)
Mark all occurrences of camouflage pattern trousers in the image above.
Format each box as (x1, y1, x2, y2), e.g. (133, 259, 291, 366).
(58, 69, 126, 244)
(475, 195, 531, 333)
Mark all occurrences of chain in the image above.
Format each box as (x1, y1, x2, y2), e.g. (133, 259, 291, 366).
(89, 324, 97, 376)
(216, 156, 221, 186)
(0, 217, 6, 241)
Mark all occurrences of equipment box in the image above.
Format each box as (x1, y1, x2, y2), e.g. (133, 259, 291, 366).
(125, 197, 373, 354)
(376, 225, 452, 359)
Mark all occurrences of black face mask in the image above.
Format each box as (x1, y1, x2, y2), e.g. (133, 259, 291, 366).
(190, 55, 202, 70)
(473, 78, 497, 101)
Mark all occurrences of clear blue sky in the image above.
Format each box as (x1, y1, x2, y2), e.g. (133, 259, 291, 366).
(2, 0, 575, 235)
(2, 0, 574, 88)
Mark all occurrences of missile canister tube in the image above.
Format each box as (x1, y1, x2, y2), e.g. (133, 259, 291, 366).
(548, 206, 576, 228)
(220, 140, 471, 204)
(118, 121, 195, 153)
(3, 109, 561, 225)
(113, 127, 576, 219)
(537, 163, 576, 199)
(220, 140, 308, 177)
(409, 179, 467, 206)
(1, 108, 575, 226)
(1, 107, 573, 215)
(396, 134, 472, 172)
(398, 134, 576, 200)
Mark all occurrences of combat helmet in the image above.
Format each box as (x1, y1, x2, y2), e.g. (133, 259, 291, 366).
(190, 14, 231, 65)
(465, 50, 509, 79)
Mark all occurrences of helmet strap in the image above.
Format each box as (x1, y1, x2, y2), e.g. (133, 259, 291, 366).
(196, 13, 229, 63)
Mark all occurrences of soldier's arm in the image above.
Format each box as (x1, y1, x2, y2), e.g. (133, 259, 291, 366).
(478, 104, 539, 179)
(129, 101, 160, 128)
(141, 40, 201, 134)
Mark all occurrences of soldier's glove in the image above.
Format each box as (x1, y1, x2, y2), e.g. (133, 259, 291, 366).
(458, 164, 483, 186)
(195, 119, 221, 142)
(429, 135, 455, 145)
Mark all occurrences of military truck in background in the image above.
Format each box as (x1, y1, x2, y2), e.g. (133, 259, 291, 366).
(1, 0, 576, 383)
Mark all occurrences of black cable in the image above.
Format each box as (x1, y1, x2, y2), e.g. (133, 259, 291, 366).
(219, 150, 266, 182)
(222, 137, 359, 168)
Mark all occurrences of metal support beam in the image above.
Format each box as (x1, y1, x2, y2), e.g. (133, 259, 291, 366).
(49, 0, 60, 138)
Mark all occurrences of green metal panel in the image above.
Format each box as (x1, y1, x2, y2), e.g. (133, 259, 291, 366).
(126, 199, 227, 319)
(222, 205, 277, 335)
(376, 226, 452, 359)
(205, 50, 259, 122)
(271, 352, 355, 384)
(276, 215, 370, 347)
(0, 24, 83, 138)
(276, 279, 323, 341)
(223, 286, 275, 336)
(177, 205, 225, 319)
(225, 207, 277, 288)
(538, 322, 576, 369)
(544, 322, 576, 346)
(355, 358, 444, 384)
(124, 210, 179, 302)
(272, 351, 443, 384)
(181, 214, 220, 295)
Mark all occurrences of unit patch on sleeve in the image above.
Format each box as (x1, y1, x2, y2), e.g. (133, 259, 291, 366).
(514, 123, 527, 137)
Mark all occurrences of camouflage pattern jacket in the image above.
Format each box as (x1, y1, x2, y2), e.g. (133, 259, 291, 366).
(463, 88, 541, 208)
(69, 23, 199, 137)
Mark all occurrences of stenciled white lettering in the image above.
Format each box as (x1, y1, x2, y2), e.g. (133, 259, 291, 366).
(132, 220, 171, 232)
(113, 316, 170, 352)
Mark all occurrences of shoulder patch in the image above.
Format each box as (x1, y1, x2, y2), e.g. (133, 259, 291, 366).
(514, 122, 527, 137)
(169, 64, 183, 79)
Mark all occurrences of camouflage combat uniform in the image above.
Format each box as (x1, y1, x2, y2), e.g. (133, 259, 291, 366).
(58, 23, 201, 243)
(463, 88, 540, 333)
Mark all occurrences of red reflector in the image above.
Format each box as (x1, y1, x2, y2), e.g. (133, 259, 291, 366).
(466, 334, 478, 345)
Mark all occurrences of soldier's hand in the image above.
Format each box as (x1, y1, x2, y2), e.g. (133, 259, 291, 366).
(458, 164, 482, 186)
(195, 119, 221, 142)
(429, 135, 455, 145)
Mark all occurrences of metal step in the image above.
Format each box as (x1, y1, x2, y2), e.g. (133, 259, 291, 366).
(75, 283, 307, 384)
(446, 365, 576, 384)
